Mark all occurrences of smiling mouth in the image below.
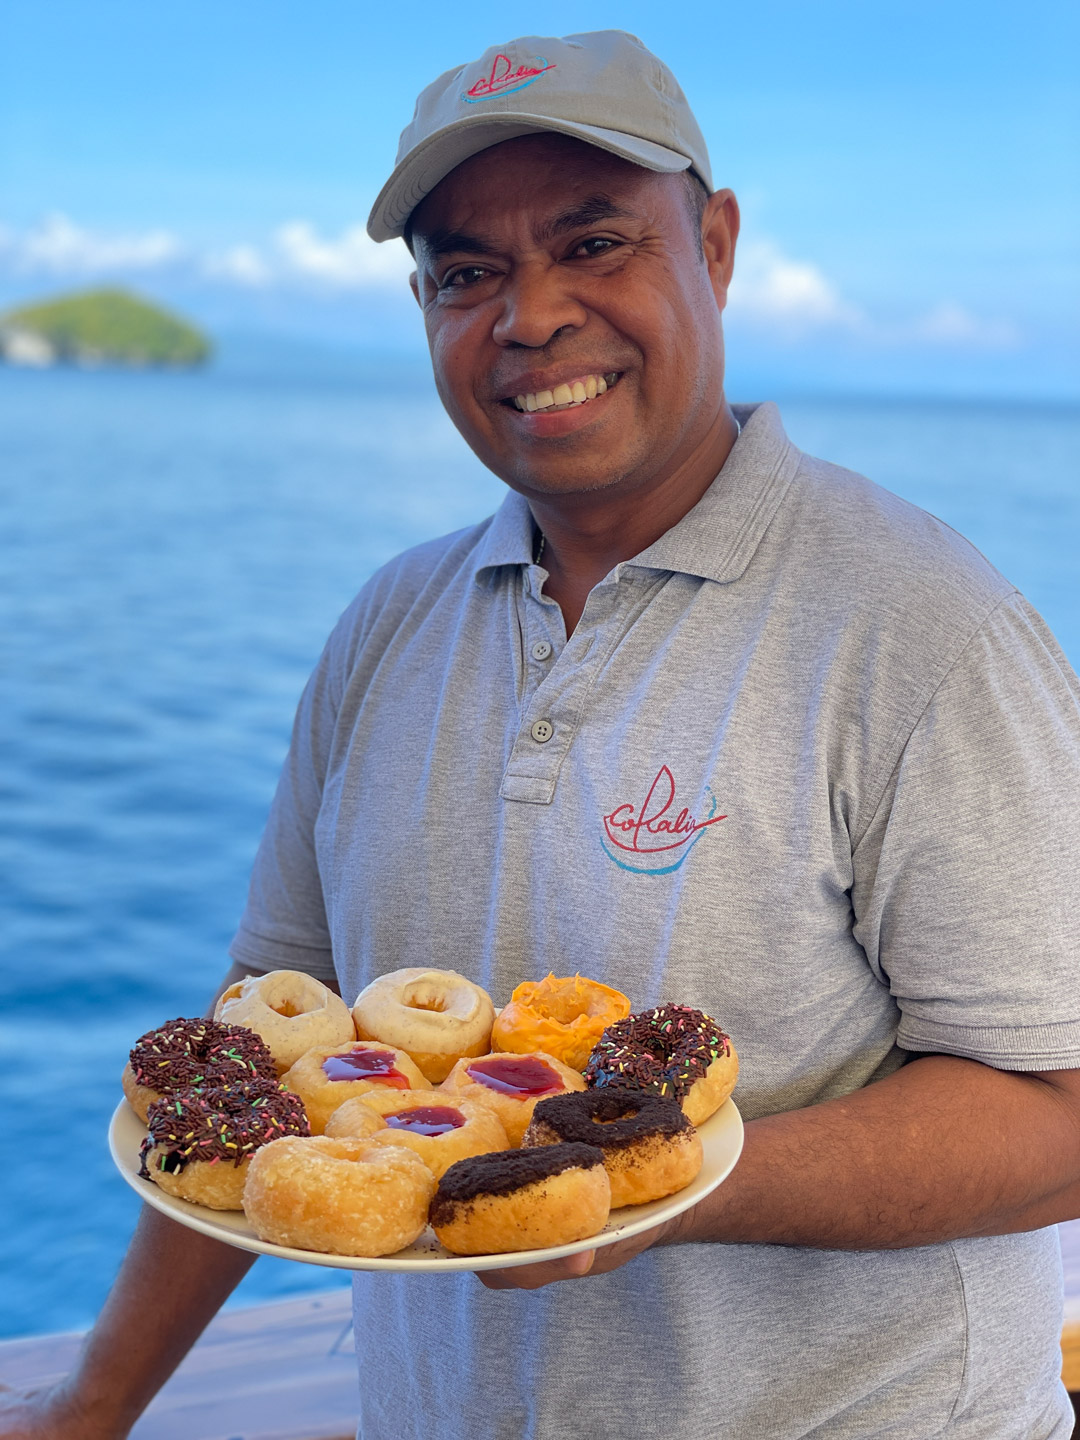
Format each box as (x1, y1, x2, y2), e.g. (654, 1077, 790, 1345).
(506, 372, 622, 413)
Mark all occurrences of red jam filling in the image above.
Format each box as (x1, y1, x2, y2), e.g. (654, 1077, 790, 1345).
(321, 1048, 410, 1087)
(385, 1105, 466, 1137)
(466, 1056, 563, 1097)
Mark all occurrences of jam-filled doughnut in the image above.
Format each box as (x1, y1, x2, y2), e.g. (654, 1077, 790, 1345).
(523, 1088, 703, 1207)
(352, 967, 495, 1083)
(214, 969, 355, 1075)
(430, 1142, 610, 1255)
(243, 1135, 436, 1257)
(122, 1017, 278, 1123)
(491, 973, 631, 1072)
(326, 1088, 509, 1179)
(439, 1051, 585, 1147)
(138, 1079, 309, 1210)
(281, 1040, 430, 1133)
(584, 1004, 738, 1126)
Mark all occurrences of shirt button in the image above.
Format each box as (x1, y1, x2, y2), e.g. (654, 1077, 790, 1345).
(530, 718, 554, 744)
(530, 640, 553, 662)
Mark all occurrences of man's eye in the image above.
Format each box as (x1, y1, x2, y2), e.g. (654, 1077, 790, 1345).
(573, 237, 618, 258)
(443, 265, 490, 289)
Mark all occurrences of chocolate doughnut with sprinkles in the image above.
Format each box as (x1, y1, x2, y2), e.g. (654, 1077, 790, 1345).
(584, 1003, 738, 1126)
(139, 1079, 310, 1210)
(122, 1016, 278, 1122)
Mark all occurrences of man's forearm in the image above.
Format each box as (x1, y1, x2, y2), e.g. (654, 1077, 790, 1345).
(56, 1206, 255, 1435)
(675, 1054, 1080, 1251)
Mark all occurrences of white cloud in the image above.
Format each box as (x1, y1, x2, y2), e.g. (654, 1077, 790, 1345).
(273, 222, 413, 288)
(906, 301, 1020, 350)
(204, 243, 273, 287)
(729, 239, 862, 330)
(0, 213, 184, 275)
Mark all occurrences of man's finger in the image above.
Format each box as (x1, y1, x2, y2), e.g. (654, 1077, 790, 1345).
(477, 1248, 596, 1290)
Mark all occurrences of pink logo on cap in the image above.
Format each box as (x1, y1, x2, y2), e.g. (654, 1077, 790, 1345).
(462, 54, 556, 104)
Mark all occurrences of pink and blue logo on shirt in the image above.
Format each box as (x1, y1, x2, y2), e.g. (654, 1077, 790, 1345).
(601, 765, 726, 876)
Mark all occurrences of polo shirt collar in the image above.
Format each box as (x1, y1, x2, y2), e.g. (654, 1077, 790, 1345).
(472, 400, 799, 586)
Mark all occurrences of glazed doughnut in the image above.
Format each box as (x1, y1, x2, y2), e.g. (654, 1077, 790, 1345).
(492, 973, 631, 1072)
(430, 1142, 610, 1255)
(584, 1004, 738, 1126)
(524, 1088, 703, 1207)
(214, 969, 354, 1075)
(440, 1051, 585, 1147)
(122, 1017, 277, 1123)
(243, 1134, 435, 1257)
(138, 1079, 309, 1210)
(327, 1088, 509, 1180)
(281, 1040, 430, 1134)
(351, 968, 495, 1083)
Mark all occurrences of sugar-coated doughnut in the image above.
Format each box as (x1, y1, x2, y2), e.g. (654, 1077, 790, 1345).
(524, 1088, 703, 1207)
(440, 1051, 585, 1147)
(281, 1040, 430, 1134)
(351, 968, 495, 1083)
(243, 1135, 435, 1256)
(122, 1017, 277, 1123)
(492, 973, 631, 1071)
(214, 970, 355, 1075)
(327, 1088, 509, 1179)
(430, 1143, 610, 1255)
(584, 1004, 738, 1125)
(138, 1080, 309, 1210)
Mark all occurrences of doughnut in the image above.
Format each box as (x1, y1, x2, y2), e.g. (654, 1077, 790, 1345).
(214, 969, 355, 1075)
(243, 1135, 435, 1257)
(281, 1040, 431, 1134)
(584, 1004, 738, 1125)
(492, 973, 631, 1071)
(351, 968, 495, 1083)
(523, 1088, 703, 1207)
(430, 1143, 610, 1255)
(122, 1017, 277, 1123)
(327, 1089, 510, 1180)
(439, 1051, 585, 1147)
(138, 1079, 309, 1210)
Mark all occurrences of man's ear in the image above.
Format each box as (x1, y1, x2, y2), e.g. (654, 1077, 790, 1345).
(702, 189, 740, 311)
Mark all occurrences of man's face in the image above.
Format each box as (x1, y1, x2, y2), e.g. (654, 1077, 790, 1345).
(409, 134, 735, 503)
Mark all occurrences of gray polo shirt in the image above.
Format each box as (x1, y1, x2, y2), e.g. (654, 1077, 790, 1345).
(232, 402, 1080, 1439)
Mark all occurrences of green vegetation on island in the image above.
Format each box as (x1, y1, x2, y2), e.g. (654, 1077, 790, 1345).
(0, 288, 211, 367)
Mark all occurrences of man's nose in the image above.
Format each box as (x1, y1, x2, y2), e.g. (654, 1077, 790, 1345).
(491, 262, 588, 348)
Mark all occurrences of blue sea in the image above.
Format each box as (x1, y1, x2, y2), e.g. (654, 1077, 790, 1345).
(2, 344, 1078, 1340)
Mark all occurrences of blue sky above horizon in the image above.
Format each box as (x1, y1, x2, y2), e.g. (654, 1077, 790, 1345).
(1, 0, 1077, 397)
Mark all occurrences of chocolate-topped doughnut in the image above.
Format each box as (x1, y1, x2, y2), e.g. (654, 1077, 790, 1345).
(430, 1143, 611, 1255)
(584, 1003, 738, 1126)
(523, 1089, 703, 1206)
(122, 1017, 277, 1122)
(139, 1079, 309, 1210)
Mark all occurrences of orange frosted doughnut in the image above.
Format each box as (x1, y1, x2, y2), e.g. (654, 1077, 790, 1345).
(491, 974, 631, 1071)
(440, 1051, 584, 1147)
(214, 969, 355, 1075)
(281, 1041, 430, 1133)
(327, 1089, 509, 1179)
(243, 1135, 435, 1257)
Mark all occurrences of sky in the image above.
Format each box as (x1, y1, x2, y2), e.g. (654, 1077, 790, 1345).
(1, 0, 1078, 397)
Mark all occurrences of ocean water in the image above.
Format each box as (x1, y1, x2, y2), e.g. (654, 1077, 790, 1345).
(1, 347, 1078, 1340)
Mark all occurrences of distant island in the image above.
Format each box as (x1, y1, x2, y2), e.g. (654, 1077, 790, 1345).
(0, 288, 211, 368)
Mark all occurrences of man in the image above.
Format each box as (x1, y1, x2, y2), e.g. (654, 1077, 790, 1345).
(5, 29, 1080, 1440)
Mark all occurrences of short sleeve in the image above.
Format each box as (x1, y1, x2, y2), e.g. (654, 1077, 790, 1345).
(228, 636, 341, 987)
(851, 593, 1080, 1070)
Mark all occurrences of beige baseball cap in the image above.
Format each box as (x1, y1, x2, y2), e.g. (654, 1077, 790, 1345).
(366, 30, 713, 243)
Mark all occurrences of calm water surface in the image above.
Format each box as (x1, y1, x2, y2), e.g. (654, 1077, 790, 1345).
(2, 350, 1078, 1337)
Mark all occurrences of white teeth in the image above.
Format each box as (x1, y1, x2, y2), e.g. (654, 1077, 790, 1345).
(511, 372, 618, 413)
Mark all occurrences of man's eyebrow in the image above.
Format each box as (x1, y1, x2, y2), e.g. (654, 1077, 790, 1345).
(535, 195, 634, 244)
(415, 228, 500, 262)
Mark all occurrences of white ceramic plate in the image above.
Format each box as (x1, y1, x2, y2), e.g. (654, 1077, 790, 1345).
(109, 1095, 743, 1272)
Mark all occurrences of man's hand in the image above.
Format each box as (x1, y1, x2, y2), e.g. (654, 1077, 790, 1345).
(0, 1381, 105, 1440)
(477, 1211, 690, 1290)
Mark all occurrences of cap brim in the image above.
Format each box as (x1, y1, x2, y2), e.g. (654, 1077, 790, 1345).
(367, 113, 693, 242)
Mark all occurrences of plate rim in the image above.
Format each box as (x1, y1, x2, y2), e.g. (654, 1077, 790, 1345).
(109, 1094, 743, 1272)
